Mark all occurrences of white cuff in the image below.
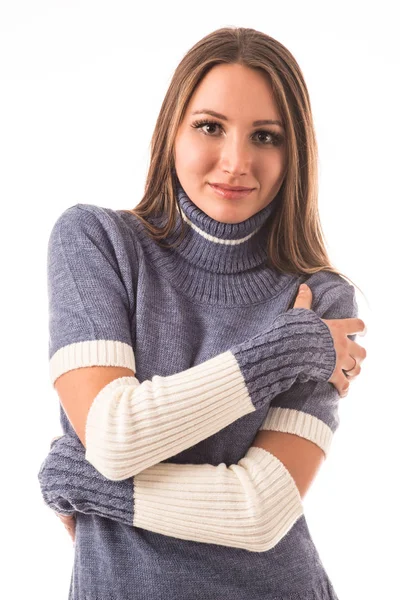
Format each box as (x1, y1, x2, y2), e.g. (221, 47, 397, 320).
(259, 408, 333, 455)
(133, 446, 303, 552)
(85, 351, 255, 480)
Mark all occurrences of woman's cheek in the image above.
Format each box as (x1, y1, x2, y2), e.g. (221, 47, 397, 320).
(186, 144, 216, 174)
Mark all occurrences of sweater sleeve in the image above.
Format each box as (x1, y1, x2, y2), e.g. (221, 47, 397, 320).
(38, 434, 302, 552)
(48, 205, 337, 480)
(258, 282, 359, 456)
(47, 204, 137, 388)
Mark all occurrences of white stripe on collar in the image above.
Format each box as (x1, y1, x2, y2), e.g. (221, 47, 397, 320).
(177, 205, 262, 246)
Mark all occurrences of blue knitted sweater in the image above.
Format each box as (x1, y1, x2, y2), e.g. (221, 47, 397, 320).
(38, 183, 358, 599)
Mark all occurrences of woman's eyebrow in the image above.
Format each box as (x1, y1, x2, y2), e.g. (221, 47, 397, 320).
(191, 109, 284, 129)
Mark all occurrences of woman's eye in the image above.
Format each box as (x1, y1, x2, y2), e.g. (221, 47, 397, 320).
(192, 120, 221, 135)
(255, 131, 273, 144)
(254, 131, 283, 146)
(202, 123, 220, 135)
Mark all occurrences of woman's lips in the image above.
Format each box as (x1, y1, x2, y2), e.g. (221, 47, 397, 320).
(208, 183, 254, 200)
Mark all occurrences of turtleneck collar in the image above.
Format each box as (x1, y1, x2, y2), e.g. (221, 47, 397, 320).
(125, 181, 295, 305)
(166, 182, 280, 275)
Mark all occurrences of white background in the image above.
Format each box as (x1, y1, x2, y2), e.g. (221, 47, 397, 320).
(1, 1, 398, 598)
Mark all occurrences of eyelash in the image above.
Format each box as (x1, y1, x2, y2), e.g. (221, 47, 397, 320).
(191, 119, 285, 147)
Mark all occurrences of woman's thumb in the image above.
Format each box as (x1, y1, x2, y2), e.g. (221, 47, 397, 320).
(292, 283, 313, 309)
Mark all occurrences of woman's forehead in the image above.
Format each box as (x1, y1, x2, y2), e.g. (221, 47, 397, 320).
(185, 64, 281, 123)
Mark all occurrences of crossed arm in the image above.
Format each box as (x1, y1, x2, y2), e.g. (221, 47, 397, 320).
(38, 387, 328, 553)
(41, 205, 363, 551)
(39, 299, 355, 552)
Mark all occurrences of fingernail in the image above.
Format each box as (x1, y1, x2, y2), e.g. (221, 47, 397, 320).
(299, 284, 308, 292)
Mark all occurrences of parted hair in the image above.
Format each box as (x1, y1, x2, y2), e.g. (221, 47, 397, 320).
(123, 27, 360, 292)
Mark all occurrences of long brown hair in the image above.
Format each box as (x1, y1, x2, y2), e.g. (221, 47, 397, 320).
(122, 27, 362, 295)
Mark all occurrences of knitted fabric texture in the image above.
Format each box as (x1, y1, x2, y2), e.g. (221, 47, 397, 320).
(39, 181, 358, 599)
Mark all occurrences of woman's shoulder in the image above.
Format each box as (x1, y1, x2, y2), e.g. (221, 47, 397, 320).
(49, 202, 145, 259)
(305, 269, 354, 297)
(51, 202, 138, 234)
(304, 270, 357, 320)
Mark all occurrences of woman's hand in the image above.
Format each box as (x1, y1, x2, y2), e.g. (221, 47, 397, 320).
(293, 284, 367, 398)
(56, 512, 76, 543)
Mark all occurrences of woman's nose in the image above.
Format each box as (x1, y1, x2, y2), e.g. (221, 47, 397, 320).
(219, 137, 251, 177)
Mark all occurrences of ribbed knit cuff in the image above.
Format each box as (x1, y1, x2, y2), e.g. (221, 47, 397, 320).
(260, 407, 334, 456)
(231, 308, 336, 409)
(38, 435, 134, 526)
(49, 339, 136, 387)
(133, 446, 303, 552)
(84, 351, 256, 480)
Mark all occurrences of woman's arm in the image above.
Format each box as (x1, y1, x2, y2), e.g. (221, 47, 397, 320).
(58, 307, 335, 481)
(48, 206, 357, 482)
(38, 353, 351, 554)
(38, 432, 304, 552)
(48, 205, 366, 483)
(40, 296, 366, 553)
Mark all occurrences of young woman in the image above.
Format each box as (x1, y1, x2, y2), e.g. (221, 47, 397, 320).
(38, 27, 367, 600)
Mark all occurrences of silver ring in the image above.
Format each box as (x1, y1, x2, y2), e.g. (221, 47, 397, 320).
(343, 356, 357, 375)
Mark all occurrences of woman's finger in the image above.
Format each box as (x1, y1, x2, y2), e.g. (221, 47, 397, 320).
(292, 284, 313, 310)
(56, 512, 76, 542)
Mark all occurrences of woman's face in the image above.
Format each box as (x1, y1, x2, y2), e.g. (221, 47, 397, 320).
(174, 63, 287, 224)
